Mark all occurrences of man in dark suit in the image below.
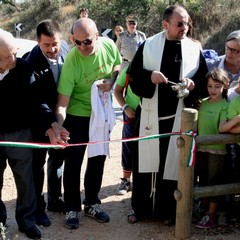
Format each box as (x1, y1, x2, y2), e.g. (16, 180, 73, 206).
(26, 19, 69, 227)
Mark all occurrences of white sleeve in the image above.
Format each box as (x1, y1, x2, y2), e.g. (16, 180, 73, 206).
(228, 87, 240, 101)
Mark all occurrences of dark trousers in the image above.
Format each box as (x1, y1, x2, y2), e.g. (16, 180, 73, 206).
(32, 131, 64, 213)
(63, 114, 106, 212)
(226, 144, 240, 183)
(122, 112, 135, 171)
(131, 116, 177, 220)
(0, 129, 36, 230)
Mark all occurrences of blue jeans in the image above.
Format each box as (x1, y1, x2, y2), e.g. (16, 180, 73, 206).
(122, 112, 135, 171)
(63, 114, 106, 212)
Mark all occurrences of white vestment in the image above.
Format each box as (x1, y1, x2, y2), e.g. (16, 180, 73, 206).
(139, 31, 201, 180)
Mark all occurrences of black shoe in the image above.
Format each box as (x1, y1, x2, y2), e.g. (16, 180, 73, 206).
(19, 226, 41, 239)
(84, 204, 110, 223)
(163, 217, 175, 226)
(0, 199, 7, 226)
(35, 212, 51, 227)
(47, 199, 65, 213)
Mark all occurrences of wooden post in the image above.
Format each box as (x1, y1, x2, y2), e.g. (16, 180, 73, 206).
(175, 108, 198, 240)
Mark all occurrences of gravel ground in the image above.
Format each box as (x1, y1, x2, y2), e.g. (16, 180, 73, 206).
(1, 119, 240, 240)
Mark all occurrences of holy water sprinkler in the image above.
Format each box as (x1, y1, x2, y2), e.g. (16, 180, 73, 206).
(168, 80, 189, 98)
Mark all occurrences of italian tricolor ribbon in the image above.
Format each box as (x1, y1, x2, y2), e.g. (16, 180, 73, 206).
(0, 130, 197, 166)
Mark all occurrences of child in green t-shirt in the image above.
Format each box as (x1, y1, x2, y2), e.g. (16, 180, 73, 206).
(114, 66, 140, 196)
(195, 68, 229, 229)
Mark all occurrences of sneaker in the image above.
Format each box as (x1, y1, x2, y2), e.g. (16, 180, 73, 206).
(35, 211, 51, 227)
(195, 213, 217, 229)
(64, 211, 79, 229)
(84, 204, 110, 223)
(116, 178, 131, 195)
(47, 199, 65, 213)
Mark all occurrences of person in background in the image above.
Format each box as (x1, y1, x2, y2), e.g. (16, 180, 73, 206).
(116, 14, 146, 72)
(127, 4, 208, 224)
(207, 30, 240, 224)
(113, 25, 124, 42)
(0, 28, 13, 227)
(0, 30, 41, 239)
(69, 7, 89, 45)
(26, 19, 69, 227)
(114, 66, 140, 195)
(54, 18, 121, 230)
(195, 68, 229, 229)
(79, 7, 89, 18)
(207, 30, 240, 100)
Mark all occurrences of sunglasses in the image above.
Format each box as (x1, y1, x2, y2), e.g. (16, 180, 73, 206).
(225, 44, 240, 54)
(174, 21, 190, 28)
(74, 35, 95, 46)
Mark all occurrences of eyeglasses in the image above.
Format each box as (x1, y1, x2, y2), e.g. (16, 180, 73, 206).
(225, 44, 240, 54)
(175, 21, 190, 28)
(74, 35, 95, 46)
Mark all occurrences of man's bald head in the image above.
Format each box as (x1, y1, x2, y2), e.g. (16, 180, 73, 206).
(0, 30, 16, 52)
(72, 18, 99, 56)
(73, 18, 98, 36)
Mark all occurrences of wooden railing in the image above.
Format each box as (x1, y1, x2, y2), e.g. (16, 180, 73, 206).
(175, 108, 240, 239)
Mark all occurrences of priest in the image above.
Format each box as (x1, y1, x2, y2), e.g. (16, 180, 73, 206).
(127, 4, 208, 224)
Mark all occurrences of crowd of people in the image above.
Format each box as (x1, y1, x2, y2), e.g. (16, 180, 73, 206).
(0, 3, 240, 239)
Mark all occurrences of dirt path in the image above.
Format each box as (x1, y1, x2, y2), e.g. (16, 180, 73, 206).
(2, 119, 240, 239)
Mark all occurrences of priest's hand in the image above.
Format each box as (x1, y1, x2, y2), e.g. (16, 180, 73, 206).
(182, 78, 195, 91)
(151, 71, 168, 84)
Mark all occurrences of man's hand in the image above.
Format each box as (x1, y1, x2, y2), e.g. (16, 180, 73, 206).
(47, 122, 70, 145)
(151, 71, 168, 84)
(97, 79, 113, 92)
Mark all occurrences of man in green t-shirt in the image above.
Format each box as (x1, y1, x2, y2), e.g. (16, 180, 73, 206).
(55, 18, 121, 229)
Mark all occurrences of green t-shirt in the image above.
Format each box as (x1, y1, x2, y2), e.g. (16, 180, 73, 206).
(227, 95, 240, 120)
(227, 96, 240, 145)
(58, 37, 122, 117)
(116, 66, 140, 110)
(198, 97, 229, 152)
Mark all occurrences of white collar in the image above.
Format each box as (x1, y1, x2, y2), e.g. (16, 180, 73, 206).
(0, 69, 9, 81)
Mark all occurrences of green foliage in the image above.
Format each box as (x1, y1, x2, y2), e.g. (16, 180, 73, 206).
(0, 0, 239, 53)
(0, 3, 15, 16)
(21, 0, 61, 38)
(204, 12, 240, 55)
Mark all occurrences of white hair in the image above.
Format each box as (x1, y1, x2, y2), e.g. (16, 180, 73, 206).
(0, 29, 16, 50)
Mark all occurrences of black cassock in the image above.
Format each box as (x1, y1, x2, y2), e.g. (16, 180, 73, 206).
(127, 39, 208, 221)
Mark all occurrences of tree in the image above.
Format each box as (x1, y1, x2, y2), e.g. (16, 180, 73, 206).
(0, 0, 20, 11)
